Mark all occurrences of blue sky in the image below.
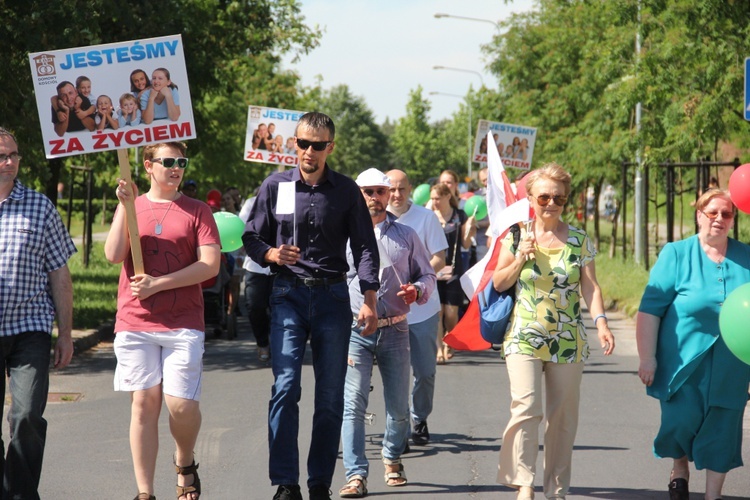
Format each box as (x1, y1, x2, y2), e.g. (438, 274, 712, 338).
(282, 0, 535, 124)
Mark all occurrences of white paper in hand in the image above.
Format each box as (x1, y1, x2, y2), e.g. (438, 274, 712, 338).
(377, 239, 393, 269)
(377, 238, 404, 286)
(276, 182, 295, 215)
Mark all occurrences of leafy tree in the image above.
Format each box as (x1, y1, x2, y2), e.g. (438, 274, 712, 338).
(485, 0, 750, 177)
(0, 0, 320, 201)
(390, 86, 451, 183)
(433, 87, 510, 183)
(485, 1, 633, 191)
(482, 0, 750, 246)
(633, 0, 750, 163)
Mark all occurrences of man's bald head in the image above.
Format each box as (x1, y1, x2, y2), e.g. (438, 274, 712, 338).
(386, 169, 411, 214)
(386, 169, 410, 186)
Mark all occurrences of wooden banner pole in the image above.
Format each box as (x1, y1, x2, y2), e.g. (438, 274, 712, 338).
(117, 148, 145, 275)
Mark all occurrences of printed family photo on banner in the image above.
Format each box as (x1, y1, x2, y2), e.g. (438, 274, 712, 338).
(473, 119, 537, 170)
(28, 34, 195, 158)
(244, 105, 307, 167)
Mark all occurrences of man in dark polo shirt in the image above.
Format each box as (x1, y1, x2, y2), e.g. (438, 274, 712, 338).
(243, 112, 379, 500)
(51, 81, 94, 137)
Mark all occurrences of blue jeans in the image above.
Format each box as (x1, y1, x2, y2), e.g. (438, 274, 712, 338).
(0, 331, 51, 500)
(267, 276, 352, 488)
(341, 321, 411, 479)
(409, 313, 439, 424)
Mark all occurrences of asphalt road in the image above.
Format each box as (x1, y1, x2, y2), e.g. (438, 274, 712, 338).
(17, 311, 750, 499)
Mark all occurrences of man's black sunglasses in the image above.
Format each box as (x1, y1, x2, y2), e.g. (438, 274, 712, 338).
(363, 188, 388, 197)
(151, 157, 189, 169)
(295, 138, 332, 151)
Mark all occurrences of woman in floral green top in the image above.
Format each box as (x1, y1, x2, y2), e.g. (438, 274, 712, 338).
(491, 163, 615, 500)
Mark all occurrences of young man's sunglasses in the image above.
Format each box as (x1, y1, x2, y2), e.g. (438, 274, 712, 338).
(533, 194, 568, 206)
(151, 157, 189, 169)
(295, 138, 332, 151)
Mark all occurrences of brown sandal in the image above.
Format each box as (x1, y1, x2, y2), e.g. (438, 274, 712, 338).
(444, 343, 454, 359)
(436, 351, 446, 365)
(134, 494, 155, 500)
(174, 457, 201, 499)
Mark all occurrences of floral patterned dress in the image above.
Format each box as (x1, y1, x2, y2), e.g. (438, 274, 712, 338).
(501, 224, 596, 363)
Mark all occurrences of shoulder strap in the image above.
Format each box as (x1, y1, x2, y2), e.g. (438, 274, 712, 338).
(449, 210, 461, 266)
(509, 224, 521, 253)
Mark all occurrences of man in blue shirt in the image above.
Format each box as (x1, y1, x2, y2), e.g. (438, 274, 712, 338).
(0, 127, 77, 499)
(338, 168, 436, 497)
(243, 112, 379, 500)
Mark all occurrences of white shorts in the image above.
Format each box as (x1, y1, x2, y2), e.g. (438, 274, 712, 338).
(114, 329, 205, 401)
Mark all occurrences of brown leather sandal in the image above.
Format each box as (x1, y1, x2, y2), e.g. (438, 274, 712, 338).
(174, 457, 201, 499)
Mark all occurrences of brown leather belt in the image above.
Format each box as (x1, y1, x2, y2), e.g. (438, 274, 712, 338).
(376, 314, 407, 328)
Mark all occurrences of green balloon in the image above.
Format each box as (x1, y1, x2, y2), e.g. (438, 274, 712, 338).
(213, 212, 245, 253)
(719, 283, 750, 365)
(412, 184, 431, 206)
(464, 195, 488, 220)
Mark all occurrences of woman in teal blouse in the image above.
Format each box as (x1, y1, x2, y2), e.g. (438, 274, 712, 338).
(636, 189, 750, 500)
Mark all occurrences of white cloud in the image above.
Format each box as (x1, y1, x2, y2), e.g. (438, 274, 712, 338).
(282, 0, 536, 123)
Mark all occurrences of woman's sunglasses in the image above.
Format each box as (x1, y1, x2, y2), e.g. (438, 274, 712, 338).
(151, 157, 189, 169)
(295, 138, 332, 151)
(532, 194, 568, 206)
(702, 210, 734, 220)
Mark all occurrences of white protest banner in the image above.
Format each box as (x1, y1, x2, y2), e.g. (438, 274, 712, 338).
(473, 120, 537, 171)
(29, 35, 195, 159)
(244, 106, 307, 167)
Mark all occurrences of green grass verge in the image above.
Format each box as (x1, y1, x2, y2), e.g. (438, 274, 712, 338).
(69, 241, 120, 330)
(594, 250, 649, 318)
(62, 215, 709, 329)
(66, 238, 653, 330)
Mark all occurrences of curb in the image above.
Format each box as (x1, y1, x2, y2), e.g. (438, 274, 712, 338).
(71, 322, 114, 355)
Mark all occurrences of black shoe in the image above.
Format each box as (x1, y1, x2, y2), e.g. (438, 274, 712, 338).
(668, 478, 689, 500)
(412, 419, 430, 446)
(308, 484, 332, 500)
(274, 484, 302, 500)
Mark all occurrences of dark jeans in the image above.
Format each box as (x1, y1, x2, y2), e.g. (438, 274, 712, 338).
(244, 271, 272, 348)
(267, 275, 352, 488)
(0, 331, 51, 500)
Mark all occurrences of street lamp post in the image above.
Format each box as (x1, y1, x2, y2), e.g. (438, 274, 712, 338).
(432, 65, 484, 87)
(432, 12, 497, 180)
(430, 91, 473, 178)
(434, 12, 500, 29)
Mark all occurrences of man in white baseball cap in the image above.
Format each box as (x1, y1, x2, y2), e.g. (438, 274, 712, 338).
(339, 168, 436, 496)
(354, 168, 391, 191)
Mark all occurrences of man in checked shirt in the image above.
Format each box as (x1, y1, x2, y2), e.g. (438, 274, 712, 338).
(0, 126, 76, 499)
